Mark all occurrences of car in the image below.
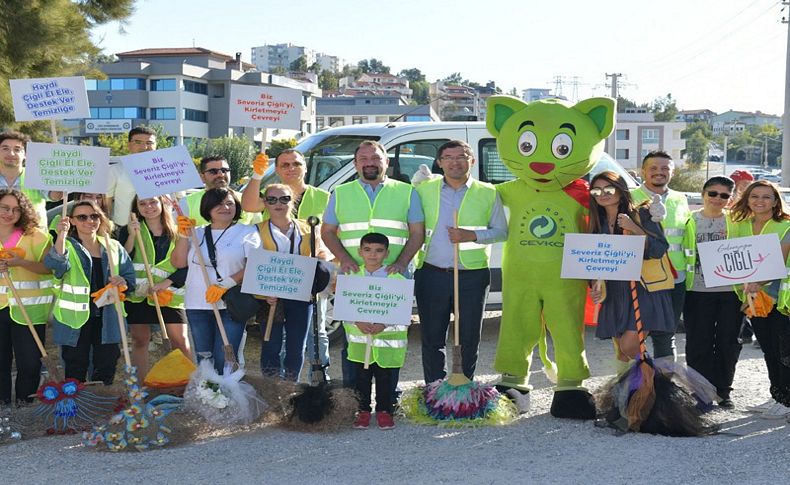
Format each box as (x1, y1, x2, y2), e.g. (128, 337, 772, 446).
(680, 191, 703, 211)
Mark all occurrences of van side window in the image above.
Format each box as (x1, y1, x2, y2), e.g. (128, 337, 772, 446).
(478, 138, 515, 184)
(387, 139, 450, 183)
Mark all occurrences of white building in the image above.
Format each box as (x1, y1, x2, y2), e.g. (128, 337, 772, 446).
(316, 53, 347, 73)
(606, 109, 686, 169)
(251, 43, 316, 72)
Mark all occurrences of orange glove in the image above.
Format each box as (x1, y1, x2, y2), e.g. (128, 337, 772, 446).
(205, 284, 228, 304)
(0, 247, 25, 260)
(743, 290, 774, 318)
(252, 153, 269, 180)
(149, 289, 174, 306)
(91, 283, 127, 307)
(177, 215, 196, 237)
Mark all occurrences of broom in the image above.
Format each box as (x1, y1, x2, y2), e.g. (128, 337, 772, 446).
(601, 280, 717, 436)
(289, 216, 335, 423)
(83, 233, 177, 451)
(402, 212, 516, 426)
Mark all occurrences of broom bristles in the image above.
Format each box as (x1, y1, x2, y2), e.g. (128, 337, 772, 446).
(626, 361, 656, 431)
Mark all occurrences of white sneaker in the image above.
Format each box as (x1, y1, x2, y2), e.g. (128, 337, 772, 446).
(746, 398, 776, 413)
(504, 388, 531, 414)
(759, 402, 790, 420)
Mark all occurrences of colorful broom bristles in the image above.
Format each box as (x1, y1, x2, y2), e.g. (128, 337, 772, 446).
(625, 280, 656, 431)
(401, 380, 517, 427)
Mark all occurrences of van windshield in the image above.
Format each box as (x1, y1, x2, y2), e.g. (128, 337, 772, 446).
(294, 134, 381, 186)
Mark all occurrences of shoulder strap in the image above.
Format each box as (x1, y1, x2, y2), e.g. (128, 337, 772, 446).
(203, 227, 224, 282)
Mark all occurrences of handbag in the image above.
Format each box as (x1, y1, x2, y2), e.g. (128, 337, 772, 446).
(632, 210, 676, 292)
(204, 226, 261, 322)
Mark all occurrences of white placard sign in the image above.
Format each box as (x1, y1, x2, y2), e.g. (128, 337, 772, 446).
(228, 84, 302, 130)
(120, 146, 203, 199)
(333, 275, 415, 326)
(697, 234, 788, 287)
(240, 249, 318, 302)
(10, 76, 90, 121)
(561, 233, 646, 281)
(24, 143, 110, 194)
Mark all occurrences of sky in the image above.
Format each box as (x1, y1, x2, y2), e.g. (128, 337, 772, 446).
(90, 0, 790, 115)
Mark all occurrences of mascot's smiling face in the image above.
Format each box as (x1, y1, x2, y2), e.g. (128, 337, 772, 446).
(486, 96, 615, 191)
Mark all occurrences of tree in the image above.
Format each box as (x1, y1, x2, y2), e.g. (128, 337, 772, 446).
(441, 72, 463, 85)
(0, 0, 136, 127)
(265, 138, 298, 160)
(508, 87, 518, 96)
(683, 131, 709, 167)
(189, 135, 258, 186)
(272, 66, 288, 75)
(318, 69, 339, 91)
(651, 93, 678, 122)
(308, 61, 322, 74)
(96, 123, 174, 156)
(411, 80, 430, 105)
(289, 56, 308, 72)
(357, 58, 389, 74)
(398, 68, 425, 83)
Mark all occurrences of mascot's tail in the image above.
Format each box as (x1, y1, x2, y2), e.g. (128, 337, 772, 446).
(538, 320, 557, 384)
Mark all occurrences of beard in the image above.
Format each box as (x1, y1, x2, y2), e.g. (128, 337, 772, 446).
(361, 167, 381, 181)
(209, 179, 229, 189)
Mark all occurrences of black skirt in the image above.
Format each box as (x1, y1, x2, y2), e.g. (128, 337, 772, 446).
(125, 300, 186, 325)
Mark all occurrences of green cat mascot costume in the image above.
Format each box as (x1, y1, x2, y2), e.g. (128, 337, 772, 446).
(486, 96, 615, 419)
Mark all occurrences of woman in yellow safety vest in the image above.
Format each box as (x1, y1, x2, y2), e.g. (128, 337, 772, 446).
(45, 200, 135, 385)
(730, 180, 790, 417)
(121, 195, 191, 377)
(0, 189, 53, 404)
(257, 184, 330, 381)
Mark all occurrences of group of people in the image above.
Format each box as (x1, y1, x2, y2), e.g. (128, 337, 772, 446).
(1, 125, 788, 431)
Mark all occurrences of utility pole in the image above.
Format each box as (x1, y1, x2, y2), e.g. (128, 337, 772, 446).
(723, 134, 728, 175)
(781, 3, 790, 186)
(764, 134, 769, 169)
(605, 73, 622, 159)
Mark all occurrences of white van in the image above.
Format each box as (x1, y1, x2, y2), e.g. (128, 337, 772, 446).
(257, 122, 638, 336)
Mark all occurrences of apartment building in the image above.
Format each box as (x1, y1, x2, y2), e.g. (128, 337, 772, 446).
(606, 109, 686, 169)
(251, 43, 316, 72)
(316, 95, 438, 130)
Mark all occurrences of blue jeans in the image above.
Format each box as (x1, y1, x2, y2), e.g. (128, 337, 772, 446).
(304, 294, 330, 382)
(186, 309, 245, 373)
(260, 299, 312, 381)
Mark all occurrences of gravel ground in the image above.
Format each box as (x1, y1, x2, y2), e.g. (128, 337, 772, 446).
(1, 313, 788, 484)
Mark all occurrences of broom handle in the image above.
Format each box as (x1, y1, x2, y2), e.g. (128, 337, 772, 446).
(453, 211, 460, 347)
(745, 284, 756, 316)
(263, 300, 277, 341)
(363, 334, 372, 370)
(169, 197, 235, 357)
(2, 271, 48, 358)
(130, 213, 172, 351)
(629, 280, 649, 361)
(104, 232, 132, 368)
(592, 279, 603, 323)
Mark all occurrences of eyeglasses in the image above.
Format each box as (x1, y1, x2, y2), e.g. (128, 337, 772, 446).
(706, 191, 731, 200)
(73, 213, 101, 222)
(130, 140, 156, 147)
(0, 205, 22, 215)
(264, 195, 292, 205)
(204, 167, 231, 175)
(590, 186, 617, 197)
(440, 155, 470, 163)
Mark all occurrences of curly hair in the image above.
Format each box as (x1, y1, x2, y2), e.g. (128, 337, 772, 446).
(0, 188, 41, 234)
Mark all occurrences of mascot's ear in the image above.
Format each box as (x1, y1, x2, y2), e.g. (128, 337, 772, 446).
(486, 95, 527, 136)
(573, 97, 616, 139)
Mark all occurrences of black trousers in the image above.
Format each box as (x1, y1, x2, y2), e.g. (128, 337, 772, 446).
(61, 315, 120, 385)
(751, 308, 790, 406)
(415, 265, 490, 383)
(0, 307, 45, 403)
(353, 361, 393, 413)
(683, 291, 742, 399)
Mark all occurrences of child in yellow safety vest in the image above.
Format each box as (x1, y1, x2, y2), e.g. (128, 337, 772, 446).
(344, 233, 408, 430)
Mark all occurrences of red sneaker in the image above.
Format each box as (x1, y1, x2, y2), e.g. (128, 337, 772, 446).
(376, 411, 395, 430)
(353, 411, 371, 429)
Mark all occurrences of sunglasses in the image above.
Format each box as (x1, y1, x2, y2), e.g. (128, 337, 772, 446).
(590, 186, 617, 197)
(204, 167, 231, 175)
(73, 213, 101, 222)
(264, 195, 292, 205)
(706, 191, 731, 200)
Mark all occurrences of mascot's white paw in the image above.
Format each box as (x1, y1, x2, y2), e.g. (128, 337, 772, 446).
(411, 164, 438, 186)
(649, 194, 667, 222)
(504, 388, 531, 414)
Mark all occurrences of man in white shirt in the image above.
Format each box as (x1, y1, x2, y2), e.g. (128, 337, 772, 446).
(107, 127, 157, 229)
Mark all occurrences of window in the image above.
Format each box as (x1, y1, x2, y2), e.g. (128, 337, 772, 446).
(86, 78, 144, 91)
(150, 108, 176, 120)
(316, 117, 325, 131)
(387, 139, 450, 183)
(478, 138, 515, 184)
(616, 129, 630, 141)
(89, 107, 145, 119)
(183, 80, 208, 95)
(374, 116, 389, 123)
(150, 79, 177, 91)
(184, 108, 208, 122)
(642, 128, 659, 143)
(328, 117, 344, 127)
(616, 148, 630, 160)
(352, 116, 367, 125)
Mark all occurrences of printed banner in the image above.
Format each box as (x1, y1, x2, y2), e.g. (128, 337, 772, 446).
(120, 146, 203, 199)
(240, 249, 318, 302)
(10, 76, 90, 121)
(228, 84, 302, 130)
(333, 275, 414, 326)
(23, 143, 110, 194)
(697, 234, 788, 287)
(561, 233, 646, 281)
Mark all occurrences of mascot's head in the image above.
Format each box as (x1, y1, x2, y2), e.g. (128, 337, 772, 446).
(486, 96, 616, 191)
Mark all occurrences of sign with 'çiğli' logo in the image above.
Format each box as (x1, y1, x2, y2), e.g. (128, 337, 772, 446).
(697, 234, 788, 288)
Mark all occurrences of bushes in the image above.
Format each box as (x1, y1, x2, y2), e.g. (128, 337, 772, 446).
(668, 166, 706, 193)
(189, 135, 257, 187)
